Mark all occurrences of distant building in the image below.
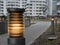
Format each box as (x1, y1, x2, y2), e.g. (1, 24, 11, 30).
(0, 0, 27, 16)
(25, 0, 47, 18)
(6, 0, 27, 8)
(0, 0, 53, 18)
(20, 0, 27, 8)
(47, 0, 57, 16)
(6, 0, 20, 8)
(0, 0, 5, 16)
(57, 0, 60, 17)
(6, 0, 27, 16)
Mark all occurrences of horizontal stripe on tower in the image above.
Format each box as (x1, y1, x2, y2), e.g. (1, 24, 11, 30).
(8, 21, 23, 24)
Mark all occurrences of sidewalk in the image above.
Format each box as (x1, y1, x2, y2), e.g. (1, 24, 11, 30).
(0, 22, 51, 45)
(24, 22, 51, 45)
(0, 34, 8, 45)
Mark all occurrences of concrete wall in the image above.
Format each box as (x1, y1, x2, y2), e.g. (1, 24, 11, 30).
(0, 21, 7, 34)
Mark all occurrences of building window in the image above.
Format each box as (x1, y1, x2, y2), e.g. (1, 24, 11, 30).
(36, 10, 39, 12)
(36, 7, 39, 9)
(30, 7, 32, 9)
(36, 4, 39, 6)
(30, 13, 32, 15)
(0, 1, 3, 3)
(39, 10, 42, 12)
(36, 13, 39, 15)
(0, 10, 3, 12)
(22, 0, 27, 1)
(0, 4, 3, 6)
(22, 2, 26, 4)
(36, 1, 39, 2)
(0, 7, 3, 8)
(39, 7, 42, 9)
(30, 10, 32, 12)
(30, 4, 32, 6)
(39, 13, 41, 15)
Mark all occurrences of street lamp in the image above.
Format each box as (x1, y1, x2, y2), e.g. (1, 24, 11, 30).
(7, 8, 25, 45)
(48, 16, 57, 42)
(55, 17, 57, 28)
(50, 17, 55, 35)
(51, 18, 54, 21)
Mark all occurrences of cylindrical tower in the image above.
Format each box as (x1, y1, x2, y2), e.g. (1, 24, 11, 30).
(7, 8, 25, 45)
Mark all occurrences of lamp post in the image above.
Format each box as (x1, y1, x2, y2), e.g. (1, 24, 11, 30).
(7, 8, 25, 45)
(55, 17, 57, 28)
(50, 17, 55, 35)
(48, 16, 57, 42)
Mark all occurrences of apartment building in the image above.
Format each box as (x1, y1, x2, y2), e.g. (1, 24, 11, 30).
(6, 0, 20, 8)
(25, 0, 47, 18)
(0, 0, 27, 16)
(0, 0, 48, 18)
(0, 0, 5, 16)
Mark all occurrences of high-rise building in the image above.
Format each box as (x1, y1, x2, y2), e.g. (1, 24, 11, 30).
(57, 0, 60, 16)
(5, 0, 21, 15)
(0, 0, 5, 16)
(6, 0, 27, 8)
(20, 0, 27, 8)
(47, 0, 57, 16)
(6, 0, 20, 8)
(0, 0, 48, 17)
(0, 0, 27, 16)
(25, 0, 47, 18)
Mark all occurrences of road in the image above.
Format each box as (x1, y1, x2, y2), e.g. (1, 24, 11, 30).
(0, 21, 51, 45)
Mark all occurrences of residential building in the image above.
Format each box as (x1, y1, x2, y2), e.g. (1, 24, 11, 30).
(25, 0, 47, 18)
(6, 0, 20, 8)
(0, 0, 5, 16)
(0, 0, 48, 18)
(0, 0, 27, 16)
(57, 0, 60, 16)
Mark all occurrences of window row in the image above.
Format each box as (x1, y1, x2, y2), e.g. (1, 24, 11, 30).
(6, 4, 20, 6)
(30, 1, 46, 3)
(0, 1, 3, 3)
(27, 13, 43, 15)
(0, 4, 3, 6)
